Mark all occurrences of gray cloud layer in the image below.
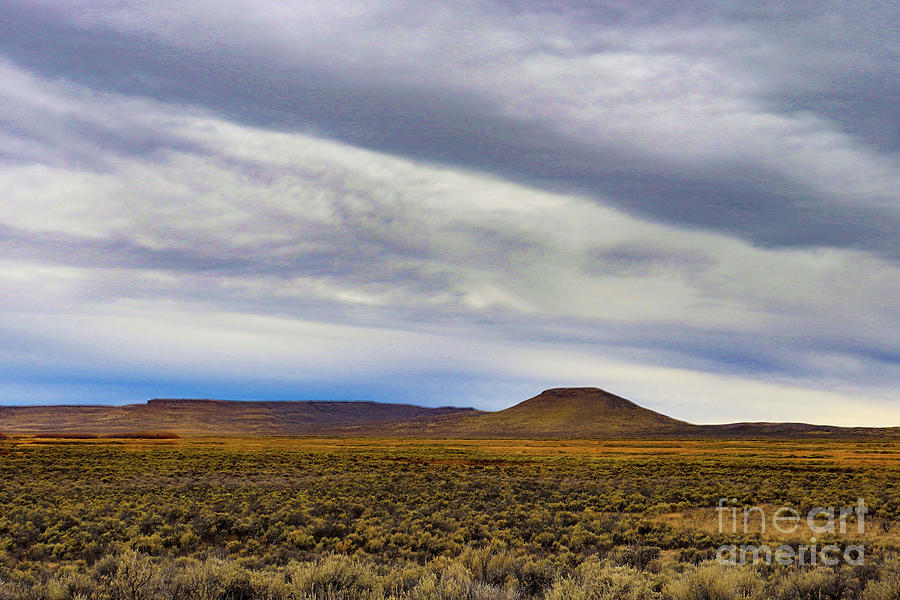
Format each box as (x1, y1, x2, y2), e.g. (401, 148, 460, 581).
(2, 0, 898, 255)
(0, 0, 897, 421)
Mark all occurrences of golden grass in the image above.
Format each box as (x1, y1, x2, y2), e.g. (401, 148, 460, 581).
(4, 433, 897, 566)
(13, 435, 898, 466)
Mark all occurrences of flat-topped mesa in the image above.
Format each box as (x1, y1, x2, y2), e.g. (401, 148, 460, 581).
(527, 387, 643, 410)
(147, 398, 229, 405)
(1, 388, 898, 438)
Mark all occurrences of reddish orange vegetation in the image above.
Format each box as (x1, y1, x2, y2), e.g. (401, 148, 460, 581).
(32, 432, 99, 439)
(102, 431, 181, 439)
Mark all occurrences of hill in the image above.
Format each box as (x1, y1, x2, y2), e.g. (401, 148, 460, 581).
(410, 388, 900, 439)
(0, 399, 481, 437)
(408, 387, 694, 437)
(1, 387, 898, 438)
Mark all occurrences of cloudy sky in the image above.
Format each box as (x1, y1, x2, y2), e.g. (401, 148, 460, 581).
(1, 0, 898, 424)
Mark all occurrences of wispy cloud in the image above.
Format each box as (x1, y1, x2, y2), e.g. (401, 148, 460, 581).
(0, 2, 897, 423)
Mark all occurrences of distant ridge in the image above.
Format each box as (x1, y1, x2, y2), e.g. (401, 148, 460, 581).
(422, 388, 693, 437)
(1, 388, 898, 439)
(0, 399, 481, 437)
(424, 387, 900, 439)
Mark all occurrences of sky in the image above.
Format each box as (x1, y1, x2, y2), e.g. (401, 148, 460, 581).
(0, 0, 898, 425)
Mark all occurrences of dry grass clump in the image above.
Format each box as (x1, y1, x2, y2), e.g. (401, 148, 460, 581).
(3, 553, 897, 600)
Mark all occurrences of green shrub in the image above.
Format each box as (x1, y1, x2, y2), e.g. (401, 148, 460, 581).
(406, 565, 516, 600)
(861, 572, 900, 600)
(459, 547, 519, 589)
(663, 563, 765, 600)
(95, 550, 158, 600)
(286, 555, 383, 600)
(515, 558, 556, 598)
(775, 568, 855, 600)
(544, 560, 658, 600)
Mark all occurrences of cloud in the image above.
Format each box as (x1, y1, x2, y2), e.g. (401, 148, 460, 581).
(0, 59, 897, 422)
(0, 3, 897, 422)
(1, 293, 896, 425)
(1, 0, 897, 255)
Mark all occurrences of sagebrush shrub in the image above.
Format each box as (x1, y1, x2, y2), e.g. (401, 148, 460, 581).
(663, 563, 765, 600)
(287, 554, 384, 600)
(861, 571, 900, 600)
(775, 568, 855, 600)
(406, 564, 518, 600)
(544, 560, 658, 600)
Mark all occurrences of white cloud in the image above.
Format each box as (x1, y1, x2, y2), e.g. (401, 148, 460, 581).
(0, 37, 897, 423)
(3, 87, 897, 334)
(28, 0, 898, 213)
(2, 289, 896, 425)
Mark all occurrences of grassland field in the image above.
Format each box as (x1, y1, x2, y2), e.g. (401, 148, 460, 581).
(1, 436, 899, 599)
